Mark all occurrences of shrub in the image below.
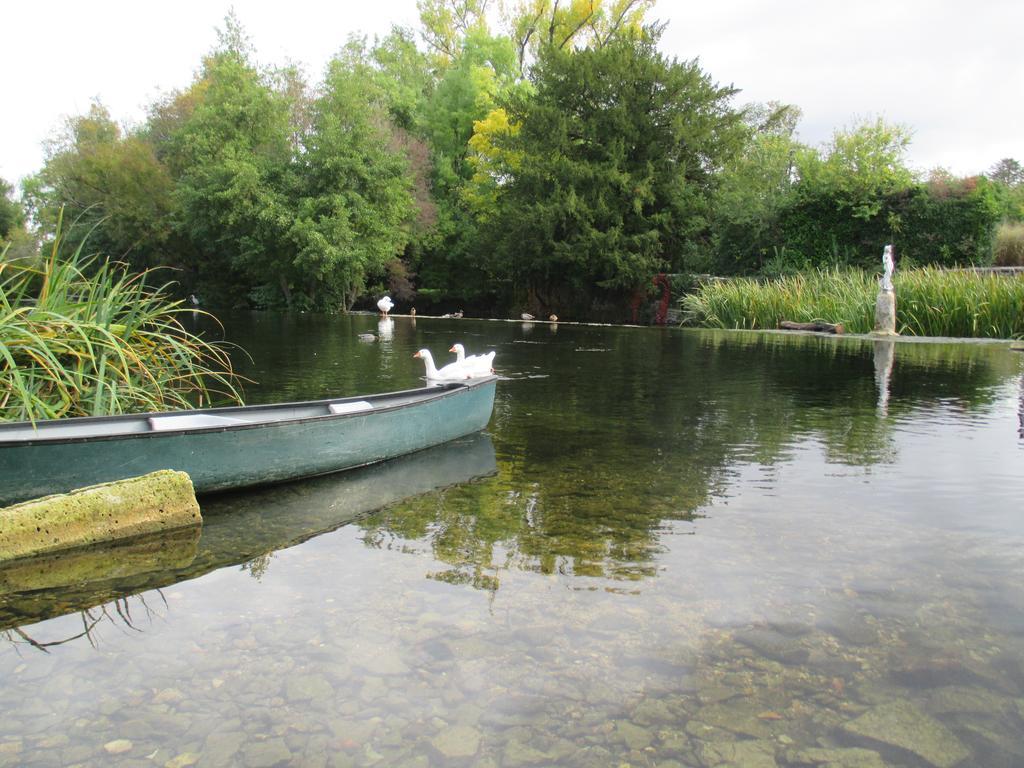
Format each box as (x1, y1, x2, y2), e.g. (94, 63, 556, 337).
(992, 221, 1024, 266)
(1, 220, 244, 422)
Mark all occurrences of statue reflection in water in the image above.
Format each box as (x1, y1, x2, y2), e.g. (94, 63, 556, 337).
(1018, 372, 1023, 439)
(873, 339, 895, 416)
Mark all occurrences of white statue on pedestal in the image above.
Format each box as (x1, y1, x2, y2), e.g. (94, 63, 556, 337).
(881, 244, 895, 291)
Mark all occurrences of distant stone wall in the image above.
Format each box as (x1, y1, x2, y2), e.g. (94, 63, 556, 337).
(0, 470, 201, 562)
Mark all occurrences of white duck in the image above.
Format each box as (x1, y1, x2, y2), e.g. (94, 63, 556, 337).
(377, 295, 394, 316)
(449, 343, 495, 377)
(413, 349, 469, 381)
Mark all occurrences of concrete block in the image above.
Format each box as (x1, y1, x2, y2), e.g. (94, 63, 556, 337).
(0, 470, 201, 562)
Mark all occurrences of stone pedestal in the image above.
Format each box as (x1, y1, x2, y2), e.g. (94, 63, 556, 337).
(872, 289, 897, 336)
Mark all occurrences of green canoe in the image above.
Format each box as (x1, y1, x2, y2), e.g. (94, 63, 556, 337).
(0, 377, 497, 506)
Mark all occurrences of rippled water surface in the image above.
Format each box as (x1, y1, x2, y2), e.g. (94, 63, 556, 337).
(3, 314, 1024, 768)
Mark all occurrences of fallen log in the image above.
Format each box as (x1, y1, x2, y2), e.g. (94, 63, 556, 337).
(778, 320, 845, 334)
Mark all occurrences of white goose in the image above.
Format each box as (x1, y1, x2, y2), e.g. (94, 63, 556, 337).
(449, 343, 495, 377)
(413, 349, 469, 381)
(377, 295, 394, 316)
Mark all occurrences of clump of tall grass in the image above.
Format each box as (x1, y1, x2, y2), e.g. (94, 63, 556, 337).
(897, 267, 1024, 338)
(993, 221, 1024, 266)
(682, 267, 1024, 339)
(1, 223, 244, 423)
(681, 269, 877, 333)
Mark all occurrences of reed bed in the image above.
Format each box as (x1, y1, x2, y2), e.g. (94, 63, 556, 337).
(682, 267, 1024, 339)
(1, 227, 243, 423)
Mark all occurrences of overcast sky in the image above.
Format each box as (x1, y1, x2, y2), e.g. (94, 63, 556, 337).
(3, 0, 1021, 188)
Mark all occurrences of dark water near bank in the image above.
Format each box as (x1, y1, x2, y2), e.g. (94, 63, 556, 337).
(2, 314, 1024, 767)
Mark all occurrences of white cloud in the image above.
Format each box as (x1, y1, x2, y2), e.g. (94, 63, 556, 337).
(659, 0, 1024, 175)
(3, 0, 1020, 185)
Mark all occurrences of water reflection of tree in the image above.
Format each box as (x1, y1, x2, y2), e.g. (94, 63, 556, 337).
(360, 331, 1018, 590)
(241, 553, 274, 581)
(2, 592, 166, 654)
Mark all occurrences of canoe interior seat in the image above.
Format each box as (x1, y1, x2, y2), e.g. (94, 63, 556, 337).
(148, 414, 247, 432)
(329, 400, 374, 415)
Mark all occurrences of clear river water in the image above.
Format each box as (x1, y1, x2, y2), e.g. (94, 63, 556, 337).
(2, 313, 1023, 768)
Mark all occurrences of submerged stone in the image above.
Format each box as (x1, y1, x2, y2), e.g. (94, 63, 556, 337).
(240, 738, 292, 768)
(768, 621, 813, 637)
(925, 685, 1013, 716)
(684, 720, 736, 743)
(694, 700, 774, 739)
(655, 729, 690, 754)
(429, 725, 481, 760)
(103, 740, 133, 755)
(820, 614, 880, 646)
(197, 731, 246, 767)
(567, 745, 614, 768)
(285, 675, 333, 702)
(615, 720, 653, 750)
(361, 651, 410, 676)
(698, 738, 778, 767)
(735, 628, 810, 665)
(631, 697, 677, 725)
(840, 700, 969, 767)
(501, 738, 550, 767)
(61, 745, 94, 765)
(956, 721, 1024, 763)
(786, 746, 886, 768)
(164, 753, 200, 768)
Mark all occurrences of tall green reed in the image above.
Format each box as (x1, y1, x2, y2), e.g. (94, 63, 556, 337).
(682, 267, 1024, 339)
(1, 216, 244, 422)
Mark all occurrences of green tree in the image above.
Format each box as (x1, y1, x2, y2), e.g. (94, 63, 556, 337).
(158, 39, 296, 305)
(503, 0, 655, 73)
(986, 158, 1024, 222)
(487, 31, 743, 317)
(0, 178, 25, 243)
(988, 158, 1024, 188)
(899, 175, 1000, 265)
(422, 29, 519, 192)
(711, 102, 803, 273)
(415, 29, 522, 306)
(417, 0, 492, 65)
(22, 104, 175, 272)
(769, 118, 916, 268)
(370, 27, 436, 131)
(795, 117, 914, 221)
(290, 48, 419, 310)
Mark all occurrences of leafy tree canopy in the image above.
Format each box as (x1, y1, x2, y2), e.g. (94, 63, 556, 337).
(23, 103, 174, 271)
(988, 158, 1024, 188)
(503, 0, 656, 73)
(796, 117, 914, 220)
(417, 0, 492, 65)
(711, 102, 804, 272)
(487, 30, 744, 314)
(0, 178, 25, 243)
(293, 50, 419, 309)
